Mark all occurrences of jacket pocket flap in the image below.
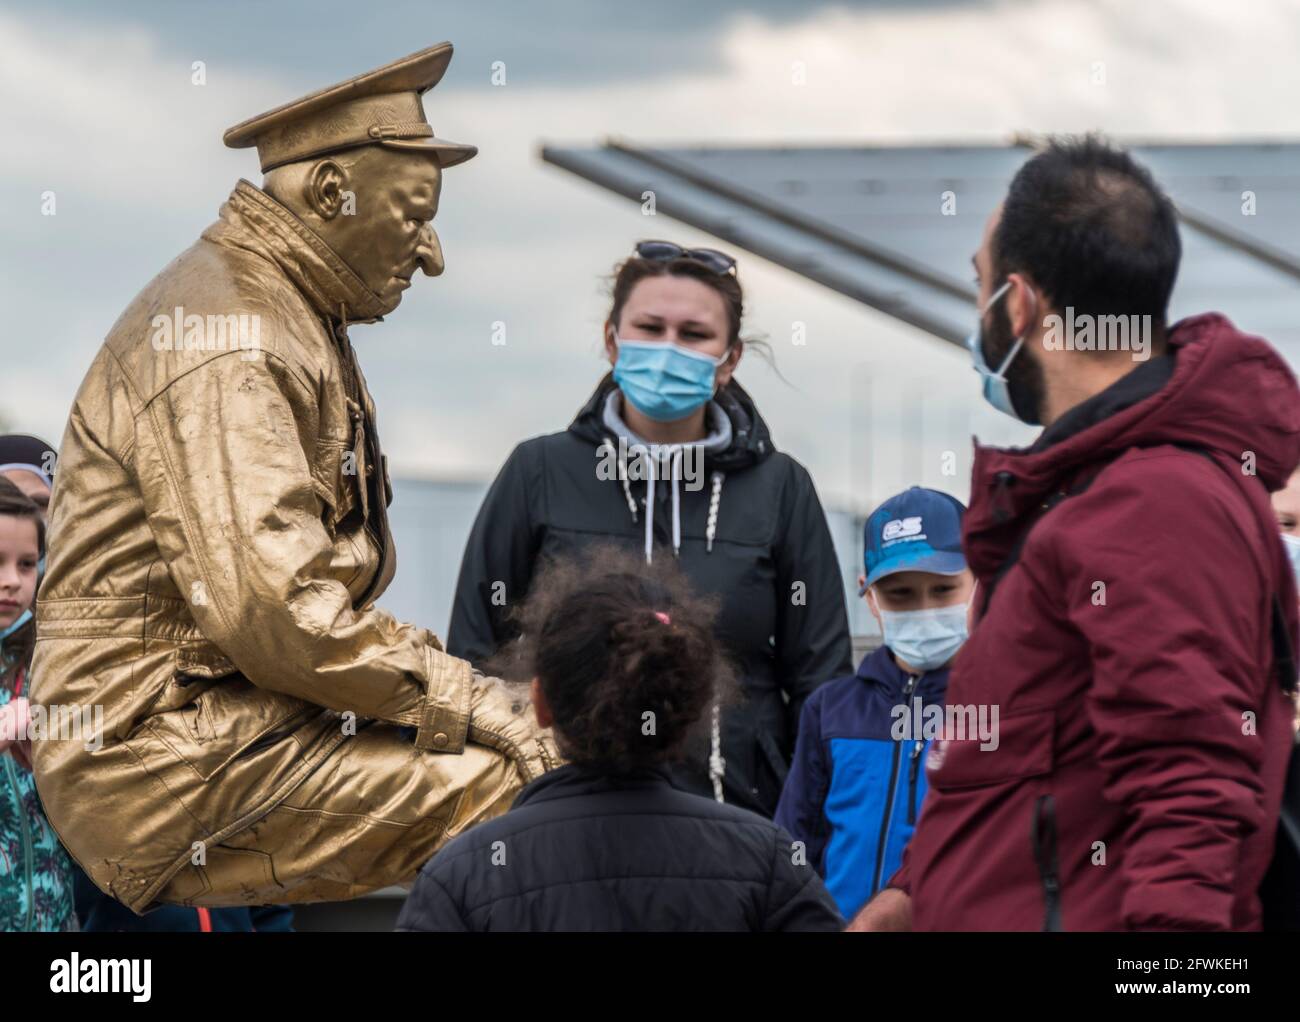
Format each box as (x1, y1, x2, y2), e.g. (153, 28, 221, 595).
(147, 675, 316, 782)
(174, 646, 240, 680)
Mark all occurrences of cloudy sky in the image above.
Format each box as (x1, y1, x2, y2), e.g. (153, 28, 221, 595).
(2, 0, 1298, 511)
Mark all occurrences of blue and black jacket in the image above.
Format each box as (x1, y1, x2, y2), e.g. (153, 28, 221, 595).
(774, 645, 949, 919)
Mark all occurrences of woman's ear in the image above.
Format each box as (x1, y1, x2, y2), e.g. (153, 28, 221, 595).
(715, 341, 742, 388)
(603, 321, 619, 366)
(530, 676, 554, 730)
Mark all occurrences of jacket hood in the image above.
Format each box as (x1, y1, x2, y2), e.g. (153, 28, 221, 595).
(966, 313, 1300, 576)
(568, 373, 775, 473)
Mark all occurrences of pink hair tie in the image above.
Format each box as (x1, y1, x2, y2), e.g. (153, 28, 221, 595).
(654, 611, 671, 626)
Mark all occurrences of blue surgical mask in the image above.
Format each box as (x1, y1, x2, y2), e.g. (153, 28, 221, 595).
(612, 338, 724, 423)
(877, 602, 969, 673)
(966, 281, 1030, 421)
(1283, 533, 1300, 592)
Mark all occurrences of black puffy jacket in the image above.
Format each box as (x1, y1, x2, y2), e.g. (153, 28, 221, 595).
(447, 376, 853, 816)
(395, 763, 844, 932)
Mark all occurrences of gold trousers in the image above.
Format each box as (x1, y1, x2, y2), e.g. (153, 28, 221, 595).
(154, 723, 523, 907)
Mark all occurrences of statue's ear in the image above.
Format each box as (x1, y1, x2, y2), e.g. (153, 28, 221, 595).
(304, 159, 348, 220)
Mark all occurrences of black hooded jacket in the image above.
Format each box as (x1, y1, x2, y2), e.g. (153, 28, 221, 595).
(447, 376, 853, 816)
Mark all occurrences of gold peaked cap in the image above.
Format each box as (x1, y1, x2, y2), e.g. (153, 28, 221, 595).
(223, 43, 477, 172)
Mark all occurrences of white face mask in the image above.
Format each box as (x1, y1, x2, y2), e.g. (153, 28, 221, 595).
(1282, 533, 1300, 591)
(875, 601, 970, 673)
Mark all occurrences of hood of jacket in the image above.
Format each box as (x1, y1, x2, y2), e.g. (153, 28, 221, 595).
(568, 373, 776, 473)
(965, 313, 1300, 580)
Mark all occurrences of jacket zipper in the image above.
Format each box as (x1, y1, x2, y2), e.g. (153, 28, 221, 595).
(872, 673, 918, 895)
(1031, 793, 1064, 931)
(3, 756, 34, 931)
(906, 739, 925, 825)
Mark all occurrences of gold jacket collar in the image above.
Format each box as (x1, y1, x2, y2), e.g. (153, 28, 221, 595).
(204, 179, 389, 326)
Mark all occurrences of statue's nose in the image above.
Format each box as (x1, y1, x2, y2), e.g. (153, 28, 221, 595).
(416, 225, 444, 278)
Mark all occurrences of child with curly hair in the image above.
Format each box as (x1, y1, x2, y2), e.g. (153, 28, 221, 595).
(398, 545, 842, 931)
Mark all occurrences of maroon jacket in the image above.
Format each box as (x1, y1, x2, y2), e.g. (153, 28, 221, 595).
(893, 313, 1300, 930)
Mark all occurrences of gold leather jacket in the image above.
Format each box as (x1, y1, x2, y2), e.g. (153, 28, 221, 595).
(31, 180, 554, 912)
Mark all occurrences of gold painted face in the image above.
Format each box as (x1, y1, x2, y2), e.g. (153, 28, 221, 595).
(266, 145, 446, 316)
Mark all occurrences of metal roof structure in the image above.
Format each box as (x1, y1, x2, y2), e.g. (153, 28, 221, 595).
(541, 139, 1300, 361)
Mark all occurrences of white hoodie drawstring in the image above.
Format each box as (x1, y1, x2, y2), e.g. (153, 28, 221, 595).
(709, 703, 726, 802)
(614, 445, 726, 562)
(612, 441, 638, 522)
(669, 446, 684, 557)
(643, 452, 656, 565)
(705, 471, 724, 553)
(621, 475, 639, 520)
(642, 445, 689, 564)
(609, 441, 729, 803)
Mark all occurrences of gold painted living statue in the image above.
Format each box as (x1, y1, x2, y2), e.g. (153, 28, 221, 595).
(31, 43, 557, 913)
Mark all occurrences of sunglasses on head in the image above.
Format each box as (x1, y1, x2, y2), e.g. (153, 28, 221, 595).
(635, 240, 737, 276)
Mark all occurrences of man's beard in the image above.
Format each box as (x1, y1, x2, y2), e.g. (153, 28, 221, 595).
(982, 300, 1045, 425)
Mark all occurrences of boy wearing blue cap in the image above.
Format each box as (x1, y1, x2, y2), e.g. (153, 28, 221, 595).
(774, 486, 973, 920)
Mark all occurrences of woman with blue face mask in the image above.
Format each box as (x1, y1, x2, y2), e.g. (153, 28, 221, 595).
(449, 241, 853, 817)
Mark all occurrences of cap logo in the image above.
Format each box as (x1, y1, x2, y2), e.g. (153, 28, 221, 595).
(882, 516, 923, 541)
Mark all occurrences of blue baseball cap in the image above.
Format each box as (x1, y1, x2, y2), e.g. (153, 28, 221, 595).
(860, 487, 967, 594)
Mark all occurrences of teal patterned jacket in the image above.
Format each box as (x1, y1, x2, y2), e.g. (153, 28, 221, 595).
(1, 627, 75, 931)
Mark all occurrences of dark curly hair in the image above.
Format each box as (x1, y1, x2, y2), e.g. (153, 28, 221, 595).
(487, 545, 736, 772)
